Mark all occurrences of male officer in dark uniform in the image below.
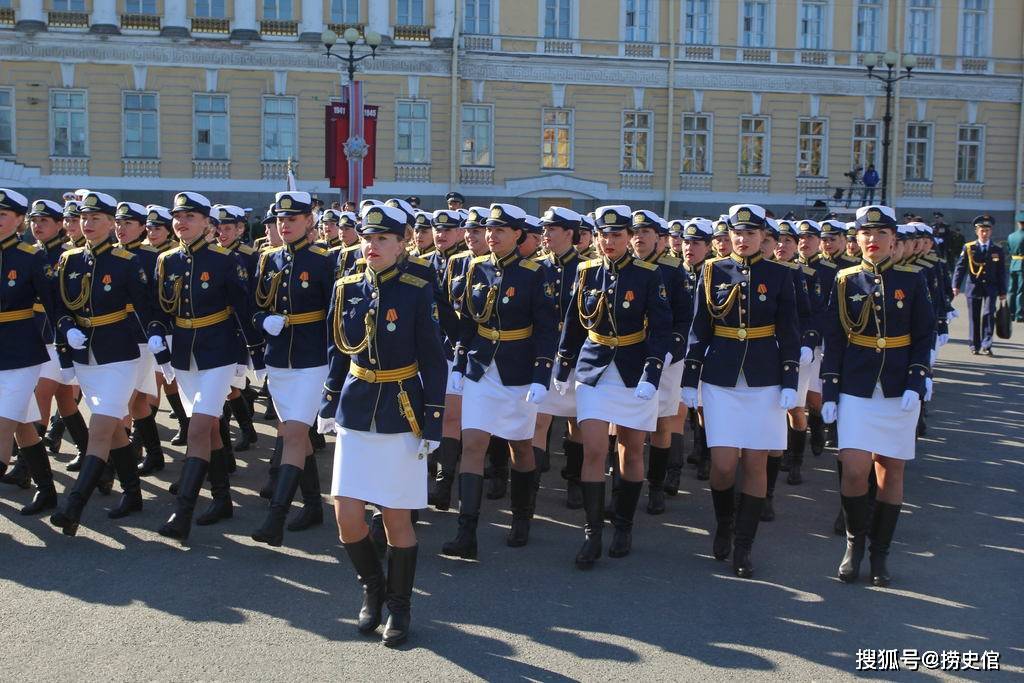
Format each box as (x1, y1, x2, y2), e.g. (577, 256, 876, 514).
(446, 191, 465, 211)
(952, 215, 1008, 355)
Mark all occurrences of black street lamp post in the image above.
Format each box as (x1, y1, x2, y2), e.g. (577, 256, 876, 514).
(864, 51, 917, 206)
(321, 26, 382, 83)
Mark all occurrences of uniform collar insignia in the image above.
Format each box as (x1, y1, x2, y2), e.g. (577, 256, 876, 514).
(0, 235, 19, 250)
(287, 236, 309, 253)
(87, 236, 114, 256)
(44, 234, 67, 250)
(493, 250, 519, 267)
(729, 252, 763, 267)
(365, 263, 399, 284)
(558, 247, 578, 264)
(120, 237, 144, 251)
(442, 243, 462, 258)
(605, 253, 632, 272)
(860, 257, 892, 274)
(186, 237, 208, 254)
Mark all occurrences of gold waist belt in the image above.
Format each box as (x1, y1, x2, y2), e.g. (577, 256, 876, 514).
(175, 307, 232, 329)
(283, 310, 327, 326)
(350, 361, 419, 383)
(587, 328, 646, 347)
(74, 307, 130, 328)
(0, 307, 36, 323)
(477, 324, 533, 342)
(848, 333, 910, 349)
(713, 324, 775, 340)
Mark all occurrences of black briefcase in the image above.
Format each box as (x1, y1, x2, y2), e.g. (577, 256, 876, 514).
(996, 300, 1012, 339)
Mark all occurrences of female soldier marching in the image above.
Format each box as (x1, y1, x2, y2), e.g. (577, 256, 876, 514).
(821, 205, 934, 587)
(681, 204, 801, 578)
(319, 203, 445, 647)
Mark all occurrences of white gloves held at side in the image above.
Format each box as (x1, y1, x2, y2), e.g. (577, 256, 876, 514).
(525, 383, 548, 404)
(779, 388, 798, 410)
(448, 371, 464, 393)
(799, 346, 814, 366)
(262, 315, 286, 337)
(634, 381, 656, 401)
(66, 328, 87, 350)
(900, 389, 921, 412)
(681, 387, 699, 409)
(821, 401, 838, 424)
(147, 335, 166, 354)
(317, 416, 337, 435)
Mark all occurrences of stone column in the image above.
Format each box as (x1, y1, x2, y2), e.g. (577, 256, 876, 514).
(298, 0, 324, 42)
(231, 0, 260, 40)
(160, 0, 189, 37)
(89, 0, 119, 33)
(16, 0, 45, 32)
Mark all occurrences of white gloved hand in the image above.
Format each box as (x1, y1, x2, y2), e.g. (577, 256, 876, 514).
(929, 349, 937, 366)
(445, 370, 463, 395)
(262, 315, 286, 337)
(66, 328, 87, 350)
(525, 383, 548, 404)
(254, 368, 268, 384)
(59, 366, 76, 385)
(147, 335, 166, 354)
(821, 401, 838, 424)
(950, 309, 959, 319)
(779, 388, 798, 410)
(937, 333, 949, 348)
(552, 379, 568, 396)
(634, 381, 656, 401)
(316, 415, 337, 435)
(666, 352, 674, 365)
(799, 346, 814, 366)
(234, 364, 247, 378)
(418, 439, 441, 459)
(900, 389, 921, 412)
(681, 386, 699, 409)
(448, 371, 464, 393)
(924, 377, 934, 402)
(159, 363, 175, 383)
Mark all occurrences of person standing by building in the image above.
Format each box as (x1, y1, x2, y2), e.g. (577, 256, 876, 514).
(952, 215, 1008, 355)
(861, 165, 879, 206)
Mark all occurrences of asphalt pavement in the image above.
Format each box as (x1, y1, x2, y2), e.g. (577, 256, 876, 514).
(1, 302, 1022, 681)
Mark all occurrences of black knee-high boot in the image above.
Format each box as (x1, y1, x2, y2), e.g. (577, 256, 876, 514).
(732, 493, 765, 578)
(62, 410, 89, 470)
(0, 445, 29, 488)
(868, 501, 902, 587)
(609, 478, 643, 558)
(217, 413, 236, 474)
(808, 409, 825, 456)
(166, 391, 189, 446)
(309, 424, 326, 452)
(107, 444, 144, 519)
(575, 481, 605, 569)
(763, 455, 781, 521)
(260, 435, 283, 499)
(710, 485, 734, 560)
(506, 468, 537, 547)
(531, 446, 548, 491)
(441, 473, 482, 559)
(687, 410, 700, 464)
(382, 544, 418, 647)
(343, 534, 385, 634)
(561, 439, 584, 510)
(252, 463, 302, 547)
(44, 414, 65, 454)
(229, 395, 258, 452)
(158, 457, 209, 542)
(833, 460, 846, 535)
(695, 423, 710, 481)
(645, 446, 669, 514)
(20, 441, 57, 516)
(838, 493, 871, 583)
(786, 427, 806, 485)
(195, 447, 233, 526)
(664, 432, 684, 496)
(428, 437, 460, 511)
(485, 437, 508, 500)
(49, 455, 107, 536)
(287, 453, 324, 531)
(605, 448, 621, 521)
(136, 407, 165, 475)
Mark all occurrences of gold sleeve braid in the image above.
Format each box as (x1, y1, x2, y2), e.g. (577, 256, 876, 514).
(156, 255, 181, 314)
(836, 272, 872, 336)
(576, 267, 610, 333)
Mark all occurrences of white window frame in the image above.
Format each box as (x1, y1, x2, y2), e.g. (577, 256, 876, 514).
(539, 0, 577, 40)
(797, 0, 830, 50)
(396, 0, 426, 25)
(463, 0, 497, 35)
(621, 0, 658, 43)
(262, 0, 293, 20)
(851, 119, 880, 171)
(124, 0, 157, 13)
(905, 0, 939, 55)
(957, 0, 991, 58)
(49, 88, 88, 158)
(460, 103, 494, 167)
(261, 95, 298, 162)
(797, 117, 828, 178)
(194, 0, 227, 18)
(680, 112, 713, 175)
(739, 115, 770, 176)
(122, 91, 160, 160)
(541, 107, 574, 170)
(739, 0, 775, 48)
(193, 93, 230, 161)
(956, 124, 985, 182)
(852, 0, 887, 53)
(0, 87, 14, 157)
(395, 98, 431, 164)
(903, 121, 933, 181)
(329, 0, 359, 24)
(620, 110, 653, 173)
(682, 0, 716, 45)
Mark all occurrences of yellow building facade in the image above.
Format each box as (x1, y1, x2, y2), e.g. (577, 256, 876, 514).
(1, 0, 1023, 227)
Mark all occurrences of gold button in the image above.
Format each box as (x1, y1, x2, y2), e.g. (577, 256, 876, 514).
(369, 358, 376, 364)
(874, 305, 881, 311)
(656, 363, 662, 369)
(873, 292, 880, 297)
(737, 328, 748, 339)
(919, 370, 925, 375)
(876, 338, 887, 348)
(433, 411, 441, 418)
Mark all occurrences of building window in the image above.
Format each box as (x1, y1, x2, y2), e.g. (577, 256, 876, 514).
(852, 121, 879, 171)
(463, 0, 492, 34)
(262, 0, 292, 20)
(194, 0, 226, 18)
(621, 111, 652, 172)
(797, 118, 826, 177)
(123, 92, 158, 159)
(396, 0, 425, 25)
(541, 108, 573, 169)
(961, 0, 988, 57)
(461, 104, 493, 166)
(904, 122, 932, 181)
(856, 0, 882, 51)
(262, 97, 296, 161)
(742, 0, 770, 47)
(684, 0, 712, 44)
(51, 0, 86, 11)
(330, 0, 358, 23)
(739, 116, 768, 175)
(0, 89, 13, 157)
(681, 113, 711, 174)
(907, 0, 935, 54)
(625, 0, 651, 42)
(50, 89, 87, 157)
(956, 125, 983, 182)
(544, 0, 572, 38)
(125, 0, 157, 13)
(799, 0, 827, 49)
(396, 99, 429, 164)
(194, 94, 228, 160)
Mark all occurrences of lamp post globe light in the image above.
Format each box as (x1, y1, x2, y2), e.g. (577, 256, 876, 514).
(863, 50, 916, 206)
(321, 27, 382, 83)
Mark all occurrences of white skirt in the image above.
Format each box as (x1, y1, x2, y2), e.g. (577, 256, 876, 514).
(331, 427, 426, 509)
(175, 362, 235, 418)
(807, 351, 823, 394)
(538, 370, 576, 418)
(133, 344, 158, 396)
(461, 362, 537, 441)
(268, 364, 329, 425)
(0, 364, 43, 423)
(838, 386, 918, 460)
(75, 358, 140, 419)
(38, 345, 78, 385)
(445, 359, 462, 396)
(576, 363, 658, 432)
(657, 359, 686, 418)
(230, 366, 247, 390)
(702, 375, 787, 450)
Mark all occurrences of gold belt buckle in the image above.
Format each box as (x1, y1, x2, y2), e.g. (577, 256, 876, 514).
(736, 328, 748, 340)
(876, 337, 887, 349)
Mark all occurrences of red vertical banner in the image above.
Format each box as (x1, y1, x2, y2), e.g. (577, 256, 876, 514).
(362, 104, 377, 186)
(325, 101, 348, 188)
(324, 92, 377, 193)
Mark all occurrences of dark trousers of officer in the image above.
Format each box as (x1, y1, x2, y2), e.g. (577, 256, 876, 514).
(968, 295, 997, 350)
(1009, 270, 1023, 321)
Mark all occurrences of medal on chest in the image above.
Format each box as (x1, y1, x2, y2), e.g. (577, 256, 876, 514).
(385, 308, 398, 332)
(6, 269, 15, 287)
(102, 274, 112, 292)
